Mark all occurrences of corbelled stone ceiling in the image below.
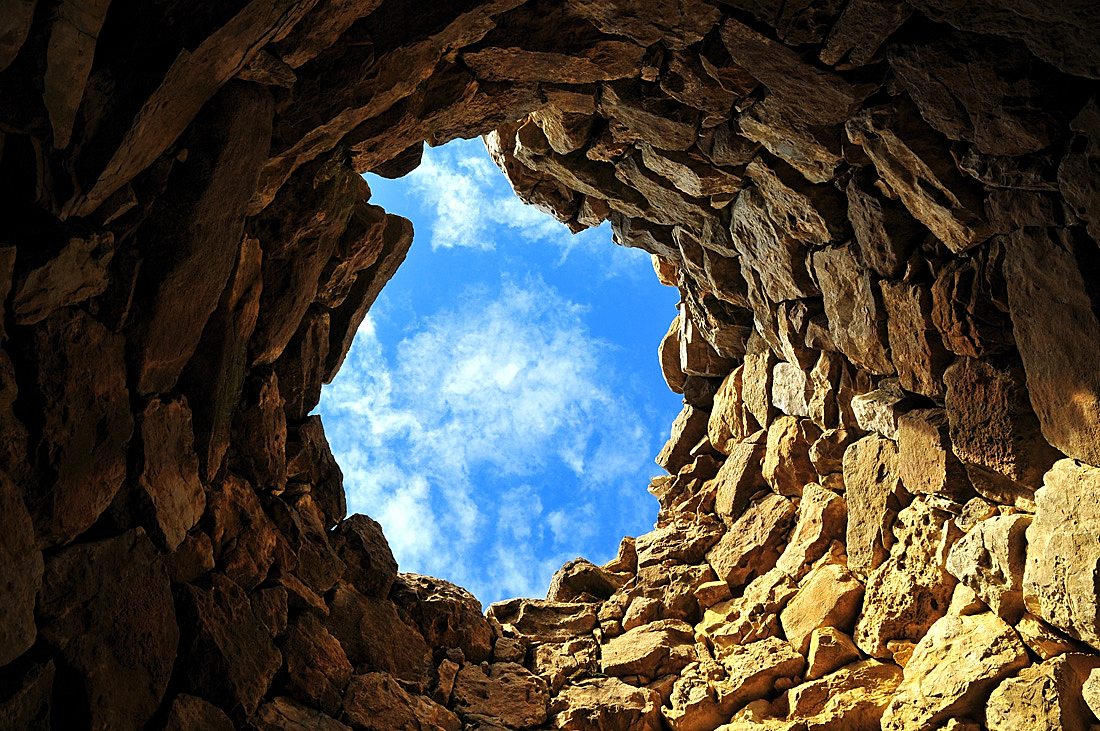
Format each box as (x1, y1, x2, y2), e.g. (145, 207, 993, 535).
(1, 0, 1099, 729)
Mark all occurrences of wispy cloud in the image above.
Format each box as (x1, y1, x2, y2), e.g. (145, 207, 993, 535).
(319, 278, 660, 605)
(400, 138, 646, 277)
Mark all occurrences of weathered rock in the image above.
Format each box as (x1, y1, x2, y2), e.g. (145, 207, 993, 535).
(897, 408, 973, 501)
(771, 361, 813, 419)
(944, 355, 1061, 501)
(162, 694, 235, 731)
(774, 484, 847, 579)
(331, 513, 397, 598)
(548, 558, 627, 602)
(231, 368, 288, 493)
(251, 696, 351, 731)
(781, 563, 865, 655)
(846, 105, 992, 253)
(0, 655, 54, 731)
(986, 653, 1100, 731)
(452, 662, 550, 728)
(37, 529, 177, 731)
(712, 432, 768, 522)
(812, 243, 893, 375)
(343, 672, 460, 731)
(730, 186, 818, 305)
(566, 0, 721, 51)
(660, 314, 687, 394)
(708, 368, 754, 456)
(774, 659, 902, 731)
(881, 612, 1028, 731)
(844, 169, 922, 279)
(946, 514, 1031, 622)
(279, 612, 353, 716)
(1003, 226, 1100, 467)
(855, 498, 958, 658)
(881, 279, 952, 398)
(27, 308, 132, 549)
(805, 627, 862, 681)
(716, 637, 805, 713)
(741, 342, 777, 430)
(601, 620, 697, 679)
(11, 233, 114, 325)
(551, 676, 663, 731)
(203, 473, 280, 591)
(489, 598, 597, 648)
(1017, 612, 1086, 660)
(1059, 99, 1100, 242)
(843, 434, 907, 577)
(930, 254, 1016, 359)
(1024, 460, 1100, 650)
(761, 416, 820, 497)
(657, 404, 710, 474)
(396, 574, 494, 662)
(533, 637, 599, 685)
(175, 573, 282, 720)
(0, 469, 42, 666)
(706, 493, 796, 590)
(697, 569, 797, 654)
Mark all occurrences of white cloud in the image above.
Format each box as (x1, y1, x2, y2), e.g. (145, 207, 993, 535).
(319, 277, 660, 605)
(401, 138, 653, 279)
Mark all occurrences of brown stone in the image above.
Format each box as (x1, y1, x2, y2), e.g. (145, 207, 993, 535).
(551, 676, 663, 731)
(656, 405, 710, 475)
(162, 694, 234, 731)
(930, 254, 1016, 359)
(601, 620, 697, 679)
(843, 434, 907, 577)
(881, 279, 952, 398)
(279, 612, 353, 716)
(394, 574, 493, 662)
(781, 563, 865, 655)
(38, 529, 178, 731)
(897, 408, 973, 501)
(27, 308, 132, 549)
(706, 493, 796, 590)
(986, 653, 1100, 731)
(805, 627, 862, 681)
(11, 233, 114, 325)
(327, 584, 431, 688)
(844, 168, 922, 279)
(0, 655, 53, 731)
(343, 672, 460, 731)
(881, 613, 1029, 731)
(855, 498, 959, 658)
(231, 368, 288, 493)
(712, 432, 768, 522)
(488, 598, 596, 648)
(812, 243, 893, 376)
(203, 473, 280, 591)
(716, 637, 806, 714)
(773, 659, 902, 730)
(1017, 612, 1086, 661)
(0, 469, 42, 666)
(251, 696, 351, 731)
(761, 415, 821, 497)
(547, 558, 627, 602)
(774, 484, 848, 579)
(175, 573, 282, 720)
(659, 314, 687, 394)
(1003, 226, 1100, 467)
(452, 662, 549, 728)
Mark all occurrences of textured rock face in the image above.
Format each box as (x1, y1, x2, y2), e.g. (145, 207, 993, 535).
(0, 1, 1098, 729)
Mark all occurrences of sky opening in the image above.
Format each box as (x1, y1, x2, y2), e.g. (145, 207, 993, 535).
(316, 137, 683, 607)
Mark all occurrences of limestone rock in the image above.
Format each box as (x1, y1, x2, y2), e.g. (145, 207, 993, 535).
(635, 514, 724, 569)
(774, 484, 848, 580)
(532, 637, 599, 684)
(566, 0, 721, 51)
(343, 672, 460, 731)
(774, 659, 902, 731)
(278, 613, 353, 716)
(28, 308, 132, 549)
(771, 361, 813, 419)
(805, 627, 862, 681)
(741, 343, 778, 430)
(986, 653, 1100, 731)
(0, 469, 42, 666)
(162, 694, 235, 731)
(203, 473, 280, 591)
(781, 563, 865, 655)
(812, 243, 893, 376)
(712, 433, 767, 523)
(761, 416, 820, 497)
(880, 613, 1028, 731)
(1017, 613, 1086, 660)
(657, 405, 710, 474)
(393, 574, 493, 662)
(706, 493, 796, 590)
(855, 498, 958, 658)
(808, 428, 857, 476)
(660, 314, 687, 394)
(881, 279, 952, 398)
(897, 408, 973, 501)
(251, 696, 351, 731)
(489, 599, 598, 647)
(551, 676, 662, 731)
(708, 366, 754, 453)
(697, 569, 798, 654)
(1002, 226, 1100, 467)
(548, 558, 627, 602)
(716, 637, 805, 714)
(1059, 100, 1100, 243)
(844, 169, 922, 279)
(175, 573, 282, 720)
(332, 514, 398, 599)
(37, 529, 177, 730)
(946, 514, 1031, 621)
(600, 620, 697, 679)
(452, 662, 550, 728)
(1023, 460, 1100, 650)
(843, 434, 907, 577)
(944, 355, 1060, 502)
(849, 384, 913, 441)
(930, 254, 1015, 359)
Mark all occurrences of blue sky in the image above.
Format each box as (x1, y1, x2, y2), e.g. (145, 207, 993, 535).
(317, 137, 683, 606)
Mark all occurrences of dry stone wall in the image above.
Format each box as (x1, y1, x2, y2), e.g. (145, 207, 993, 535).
(1, 0, 1099, 729)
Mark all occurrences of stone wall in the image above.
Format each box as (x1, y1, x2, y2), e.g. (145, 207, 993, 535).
(1, 0, 1099, 729)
